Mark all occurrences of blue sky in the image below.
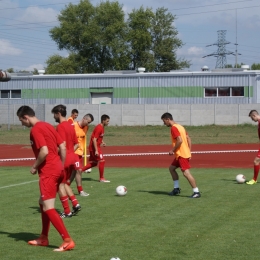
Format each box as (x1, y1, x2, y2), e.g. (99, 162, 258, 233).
(0, 0, 259, 72)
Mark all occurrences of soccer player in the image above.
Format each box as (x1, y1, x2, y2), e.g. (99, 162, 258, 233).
(246, 110, 260, 185)
(81, 114, 110, 182)
(51, 104, 81, 218)
(70, 113, 94, 195)
(161, 112, 201, 198)
(16, 105, 75, 251)
(67, 109, 78, 125)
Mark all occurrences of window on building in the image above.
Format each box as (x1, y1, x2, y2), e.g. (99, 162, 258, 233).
(1, 90, 10, 98)
(205, 87, 244, 97)
(205, 88, 217, 97)
(218, 87, 230, 96)
(0, 90, 21, 99)
(231, 87, 244, 96)
(11, 90, 21, 98)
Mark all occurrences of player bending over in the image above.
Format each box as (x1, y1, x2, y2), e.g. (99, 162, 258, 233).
(81, 114, 110, 182)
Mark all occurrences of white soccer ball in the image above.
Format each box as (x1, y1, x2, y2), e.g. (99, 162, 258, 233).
(116, 185, 127, 196)
(236, 174, 246, 184)
(110, 258, 121, 260)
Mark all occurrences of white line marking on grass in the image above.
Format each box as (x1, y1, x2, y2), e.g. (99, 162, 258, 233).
(0, 150, 257, 162)
(0, 180, 37, 190)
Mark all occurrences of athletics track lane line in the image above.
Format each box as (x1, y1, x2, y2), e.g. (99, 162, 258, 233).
(0, 149, 257, 162)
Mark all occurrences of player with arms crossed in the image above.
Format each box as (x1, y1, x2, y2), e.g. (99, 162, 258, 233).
(70, 113, 94, 195)
(161, 112, 201, 198)
(16, 105, 75, 251)
(81, 114, 110, 182)
(51, 104, 81, 218)
(246, 109, 260, 185)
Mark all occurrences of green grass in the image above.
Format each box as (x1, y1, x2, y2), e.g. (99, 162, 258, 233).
(0, 123, 258, 145)
(0, 166, 258, 260)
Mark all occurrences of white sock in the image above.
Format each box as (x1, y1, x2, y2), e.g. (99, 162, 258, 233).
(193, 187, 199, 193)
(174, 180, 179, 188)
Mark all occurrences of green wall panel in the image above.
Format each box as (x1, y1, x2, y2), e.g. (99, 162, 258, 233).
(22, 86, 253, 99)
(23, 88, 90, 99)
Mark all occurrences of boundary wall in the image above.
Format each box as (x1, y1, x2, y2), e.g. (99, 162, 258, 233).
(2, 103, 260, 126)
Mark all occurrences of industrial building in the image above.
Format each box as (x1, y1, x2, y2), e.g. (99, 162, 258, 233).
(0, 67, 259, 106)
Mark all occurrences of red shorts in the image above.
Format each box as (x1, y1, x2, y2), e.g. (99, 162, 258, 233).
(171, 157, 191, 171)
(257, 150, 260, 158)
(89, 148, 104, 162)
(62, 165, 74, 183)
(39, 171, 64, 200)
(74, 154, 83, 170)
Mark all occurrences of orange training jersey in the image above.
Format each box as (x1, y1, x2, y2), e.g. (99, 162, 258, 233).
(171, 124, 191, 159)
(74, 122, 88, 156)
(67, 116, 74, 125)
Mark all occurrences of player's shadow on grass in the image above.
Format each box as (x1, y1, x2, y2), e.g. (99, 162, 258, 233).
(138, 190, 189, 197)
(28, 206, 41, 214)
(82, 177, 98, 182)
(221, 179, 244, 184)
(0, 231, 56, 248)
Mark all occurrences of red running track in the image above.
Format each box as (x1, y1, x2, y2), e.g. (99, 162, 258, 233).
(0, 144, 258, 168)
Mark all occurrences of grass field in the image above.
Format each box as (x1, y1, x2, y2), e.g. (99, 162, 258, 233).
(0, 166, 258, 260)
(0, 123, 258, 145)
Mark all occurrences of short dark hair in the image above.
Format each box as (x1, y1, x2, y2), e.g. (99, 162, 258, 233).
(84, 113, 94, 122)
(101, 114, 110, 122)
(17, 106, 35, 118)
(51, 104, 67, 117)
(161, 112, 173, 120)
(249, 110, 258, 117)
(71, 109, 78, 114)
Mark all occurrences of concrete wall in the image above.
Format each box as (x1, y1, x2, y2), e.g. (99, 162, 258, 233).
(3, 103, 260, 127)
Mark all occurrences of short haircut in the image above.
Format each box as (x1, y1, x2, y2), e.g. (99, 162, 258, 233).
(71, 109, 78, 114)
(101, 114, 110, 122)
(84, 113, 94, 122)
(51, 104, 67, 117)
(249, 110, 258, 117)
(161, 112, 173, 120)
(17, 106, 35, 118)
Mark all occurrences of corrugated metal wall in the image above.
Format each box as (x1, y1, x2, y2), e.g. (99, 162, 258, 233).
(0, 72, 258, 105)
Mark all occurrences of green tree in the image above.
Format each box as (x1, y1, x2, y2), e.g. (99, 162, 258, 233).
(45, 54, 78, 74)
(6, 68, 14, 73)
(127, 7, 155, 71)
(32, 68, 39, 75)
(151, 7, 190, 71)
(225, 64, 233, 68)
(251, 63, 260, 70)
(49, 0, 129, 73)
(48, 0, 189, 73)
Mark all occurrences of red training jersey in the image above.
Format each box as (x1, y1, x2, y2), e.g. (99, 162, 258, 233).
(56, 121, 78, 166)
(30, 121, 63, 175)
(258, 120, 260, 139)
(89, 124, 104, 152)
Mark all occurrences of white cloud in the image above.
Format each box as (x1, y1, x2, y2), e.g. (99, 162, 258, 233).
(25, 64, 44, 72)
(20, 6, 58, 23)
(178, 46, 205, 56)
(0, 39, 22, 56)
(187, 46, 205, 56)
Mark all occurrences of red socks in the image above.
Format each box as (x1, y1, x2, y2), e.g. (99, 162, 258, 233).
(40, 204, 50, 237)
(60, 196, 70, 214)
(253, 164, 260, 181)
(69, 195, 79, 207)
(81, 162, 97, 172)
(44, 208, 70, 239)
(99, 161, 105, 179)
(77, 186, 83, 193)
